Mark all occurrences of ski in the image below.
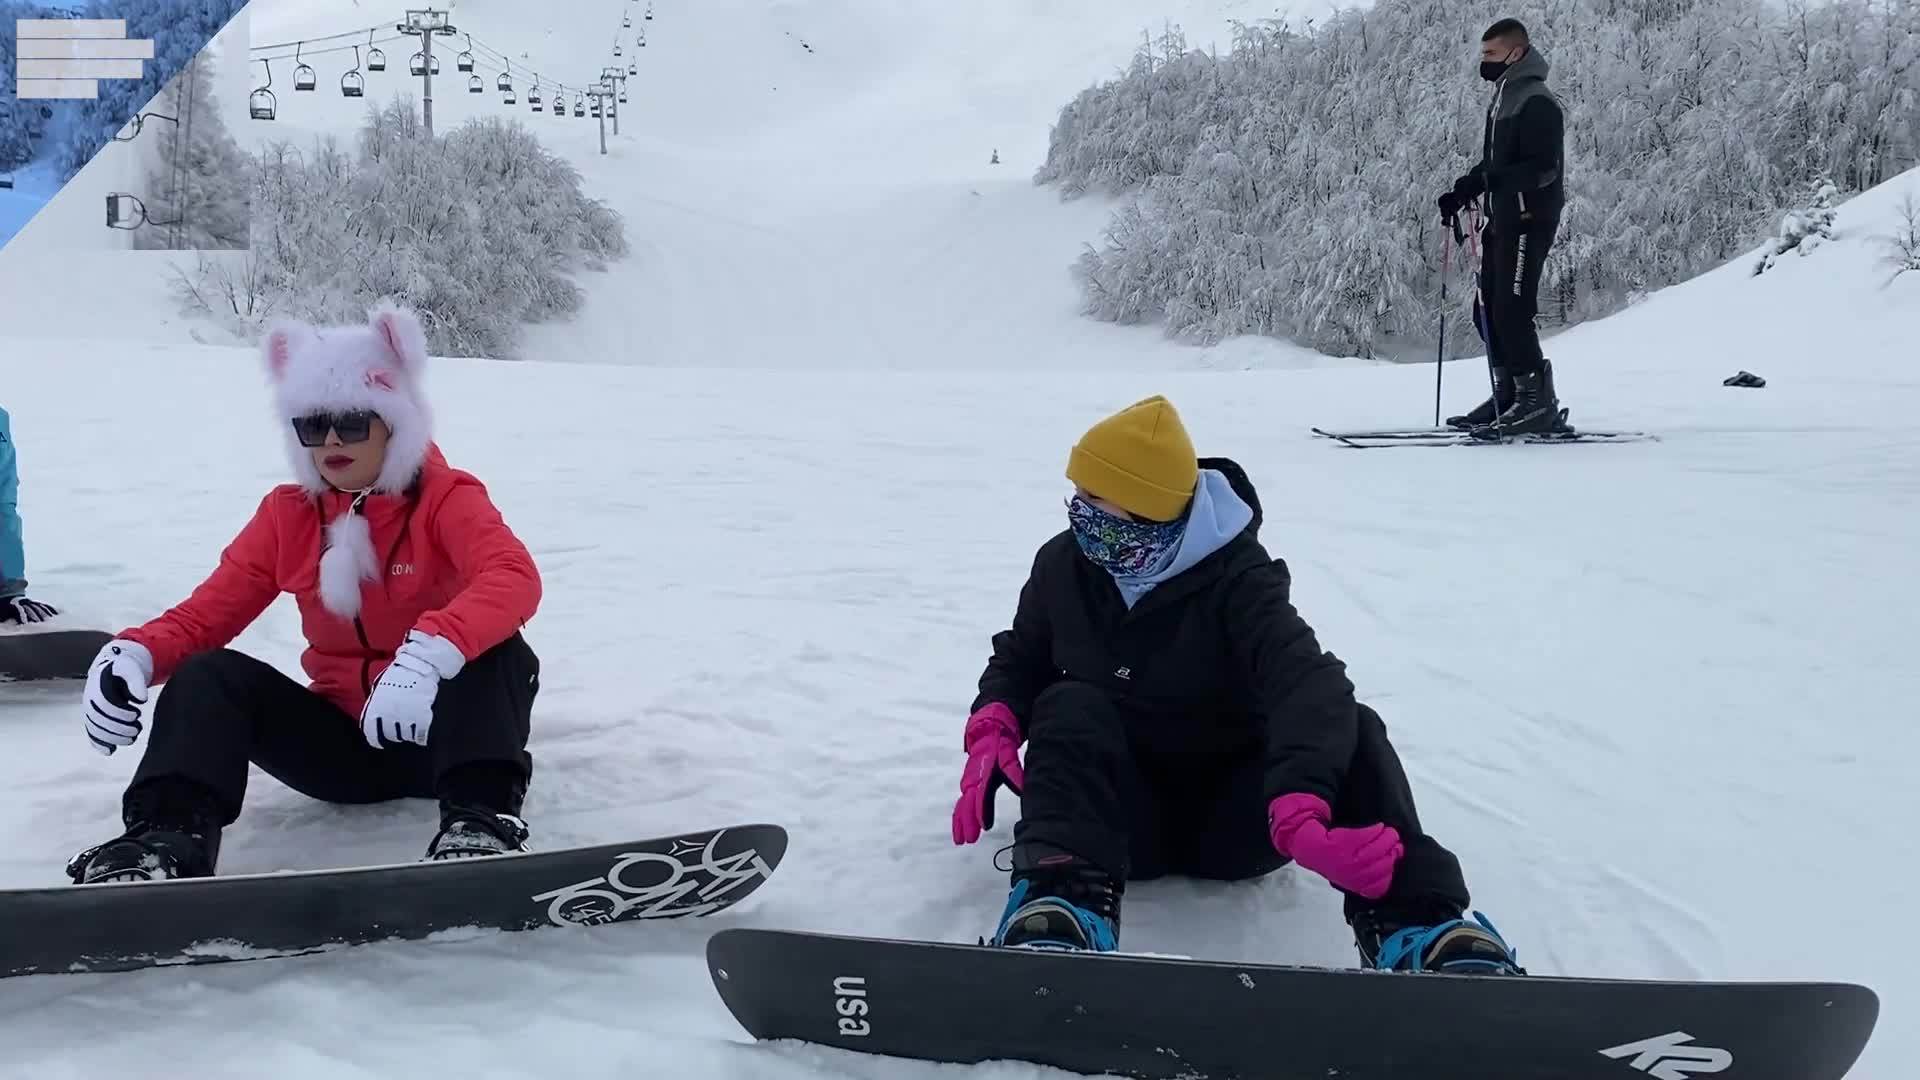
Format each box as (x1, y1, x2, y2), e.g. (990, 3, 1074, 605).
(706, 927, 1879, 1080)
(2, 822, 786, 978)
(1312, 426, 1656, 448)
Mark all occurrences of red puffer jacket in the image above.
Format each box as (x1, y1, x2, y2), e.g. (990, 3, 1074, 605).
(121, 445, 541, 717)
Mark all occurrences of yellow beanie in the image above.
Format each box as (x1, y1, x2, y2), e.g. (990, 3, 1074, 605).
(1065, 395, 1198, 522)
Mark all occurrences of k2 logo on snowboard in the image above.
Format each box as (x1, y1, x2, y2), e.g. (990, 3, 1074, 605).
(833, 975, 870, 1037)
(529, 833, 773, 926)
(1600, 1031, 1732, 1079)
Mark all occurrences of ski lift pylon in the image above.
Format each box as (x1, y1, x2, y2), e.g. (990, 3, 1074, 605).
(250, 59, 277, 120)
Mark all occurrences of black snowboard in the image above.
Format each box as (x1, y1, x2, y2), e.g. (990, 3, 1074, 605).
(2, 823, 786, 979)
(706, 928, 1879, 1080)
(0, 628, 111, 681)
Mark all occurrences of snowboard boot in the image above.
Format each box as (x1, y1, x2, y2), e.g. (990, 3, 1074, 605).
(67, 778, 223, 884)
(1350, 909, 1524, 975)
(425, 803, 532, 861)
(990, 850, 1121, 953)
(1472, 359, 1569, 438)
(1445, 366, 1511, 430)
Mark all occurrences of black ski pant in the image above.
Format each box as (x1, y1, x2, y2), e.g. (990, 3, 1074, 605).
(125, 634, 539, 830)
(1010, 680, 1470, 924)
(1476, 212, 1560, 380)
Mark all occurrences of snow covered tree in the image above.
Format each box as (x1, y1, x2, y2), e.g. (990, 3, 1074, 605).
(0, 1, 59, 172)
(177, 95, 629, 359)
(131, 50, 248, 250)
(56, 0, 245, 181)
(1752, 174, 1839, 275)
(1880, 189, 1920, 283)
(1036, 0, 1920, 358)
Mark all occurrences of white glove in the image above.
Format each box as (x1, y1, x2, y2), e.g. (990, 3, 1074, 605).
(360, 630, 465, 748)
(83, 639, 153, 756)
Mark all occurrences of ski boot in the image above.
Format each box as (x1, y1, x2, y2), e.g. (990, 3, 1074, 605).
(425, 803, 532, 860)
(990, 849, 1121, 952)
(67, 780, 223, 884)
(1445, 365, 1511, 430)
(1471, 359, 1570, 439)
(1351, 909, 1524, 975)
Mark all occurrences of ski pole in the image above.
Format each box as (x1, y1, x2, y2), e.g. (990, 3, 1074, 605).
(1433, 211, 1467, 428)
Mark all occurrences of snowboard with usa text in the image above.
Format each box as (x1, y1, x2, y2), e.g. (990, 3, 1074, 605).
(705, 927, 1877, 1080)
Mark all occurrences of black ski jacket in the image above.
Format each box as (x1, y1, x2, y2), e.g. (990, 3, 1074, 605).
(1455, 45, 1565, 229)
(972, 457, 1360, 805)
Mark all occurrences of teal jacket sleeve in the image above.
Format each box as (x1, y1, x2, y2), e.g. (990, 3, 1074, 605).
(0, 406, 26, 595)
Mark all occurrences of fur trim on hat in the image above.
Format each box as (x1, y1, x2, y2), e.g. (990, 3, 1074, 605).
(263, 300, 433, 496)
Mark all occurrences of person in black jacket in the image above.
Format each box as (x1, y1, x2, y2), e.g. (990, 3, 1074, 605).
(1438, 18, 1569, 435)
(950, 396, 1522, 974)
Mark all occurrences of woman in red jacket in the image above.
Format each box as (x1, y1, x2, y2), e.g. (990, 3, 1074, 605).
(68, 301, 544, 884)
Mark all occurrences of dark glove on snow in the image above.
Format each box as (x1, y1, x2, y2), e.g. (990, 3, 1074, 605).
(0, 595, 58, 624)
(1437, 190, 1465, 226)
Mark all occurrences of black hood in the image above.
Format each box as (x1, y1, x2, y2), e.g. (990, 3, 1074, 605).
(1197, 455, 1265, 535)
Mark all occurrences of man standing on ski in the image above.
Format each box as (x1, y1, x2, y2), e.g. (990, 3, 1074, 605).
(1437, 18, 1568, 435)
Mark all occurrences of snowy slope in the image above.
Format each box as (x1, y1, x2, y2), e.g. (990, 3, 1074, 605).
(0, 1, 1915, 1077)
(2, 167, 1916, 1077)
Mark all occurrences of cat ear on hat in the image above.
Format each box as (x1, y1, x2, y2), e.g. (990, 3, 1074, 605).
(367, 299, 428, 375)
(260, 319, 310, 382)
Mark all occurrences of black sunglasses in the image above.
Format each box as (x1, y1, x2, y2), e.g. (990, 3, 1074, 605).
(291, 410, 377, 447)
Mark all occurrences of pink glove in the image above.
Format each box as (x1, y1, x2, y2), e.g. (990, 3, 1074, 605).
(951, 703, 1025, 845)
(1266, 792, 1402, 900)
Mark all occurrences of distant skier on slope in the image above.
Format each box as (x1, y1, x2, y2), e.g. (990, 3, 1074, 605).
(67, 301, 545, 884)
(0, 404, 61, 625)
(951, 396, 1523, 975)
(1437, 17, 1569, 435)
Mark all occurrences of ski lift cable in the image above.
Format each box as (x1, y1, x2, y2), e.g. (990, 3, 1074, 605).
(249, 21, 394, 53)
(250, 34, 410, 64)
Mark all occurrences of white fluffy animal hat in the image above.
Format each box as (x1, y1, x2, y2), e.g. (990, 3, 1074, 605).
(262, 300, 435, 619)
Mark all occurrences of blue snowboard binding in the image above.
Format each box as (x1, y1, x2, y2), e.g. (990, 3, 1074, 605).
(1355, 910, 1524, 975)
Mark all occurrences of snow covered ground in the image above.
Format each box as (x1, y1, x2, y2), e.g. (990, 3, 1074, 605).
(1, 0, 1916, 1077)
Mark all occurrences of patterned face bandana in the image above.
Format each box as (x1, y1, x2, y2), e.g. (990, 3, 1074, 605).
(1068, 495, 1186, 577)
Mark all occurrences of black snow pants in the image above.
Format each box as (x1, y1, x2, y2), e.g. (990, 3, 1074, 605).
(124, 634, 539, 830)
(1476, 212, 1560, 379)
(1010, 681, 1470, 924)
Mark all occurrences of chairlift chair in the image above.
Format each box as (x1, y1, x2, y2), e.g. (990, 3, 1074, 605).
(614, 44, 623, 56)
(0, 174, 13, 190)
(468, 74, 483, 93)
(431, 54, 442, 74)
(457, 51, 475, 72)
(529, 85, 543, 105)
(497, 71, 513, 92)
(410, 51, 428, 76)
(619, 90, 628, 103)
(293, 43, 316, 91)
(629, 62, 638, 74)
(624, 15, 632, 27)
(250, 60, 277, 120)
(342, 46, 366, 97)
(574, 97, 586, 117)
(366, 30, 385, 71)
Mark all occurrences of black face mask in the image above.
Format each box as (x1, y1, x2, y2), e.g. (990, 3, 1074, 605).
(1479, 59, 1509, 81)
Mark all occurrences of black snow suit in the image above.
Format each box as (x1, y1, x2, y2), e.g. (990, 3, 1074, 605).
(973, 458, 1470, 923)
(1453, 45, 1565, 380)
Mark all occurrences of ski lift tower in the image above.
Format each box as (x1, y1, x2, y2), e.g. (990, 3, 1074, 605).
(600, 67, 627, 136)
(397, 9, 458, 137)
(588, 79, 617, 154)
